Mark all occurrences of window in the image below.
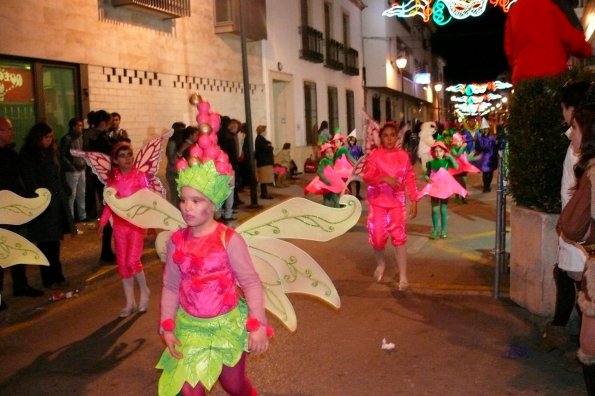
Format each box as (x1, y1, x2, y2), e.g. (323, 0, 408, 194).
(385, 98, 392, 121)
(300, 0, 309, 26)
(304, 81, 318, 145)
(324, 3, 332, 40)
(346, 89, 355, 133)
(327, 86, 338, 133)
(372, 94, 381, 122)
(342, 12, 350, 47)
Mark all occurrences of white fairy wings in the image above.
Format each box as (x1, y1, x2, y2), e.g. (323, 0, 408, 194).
(71, 129, 172, 197)
(103, 188, 362, 332)
(0, 189, 51, 268)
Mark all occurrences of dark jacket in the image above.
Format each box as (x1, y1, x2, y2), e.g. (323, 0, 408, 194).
(254, 135, 274, 167)
(219, 130, 239, 169)
(60, 132, 86, 172)
(19, 149, 75, 242)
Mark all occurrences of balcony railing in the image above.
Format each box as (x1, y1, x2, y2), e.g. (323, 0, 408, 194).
(325, 38, 344, 70)
(111, 0, 191, 18)
(299, 25, 324, 63)
(343, 47, 359, 76)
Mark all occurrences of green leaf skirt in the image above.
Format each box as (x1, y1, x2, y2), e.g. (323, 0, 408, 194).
(156, 301, 248, 395)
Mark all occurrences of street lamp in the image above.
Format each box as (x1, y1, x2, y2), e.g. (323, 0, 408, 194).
(434, 82, 443, 121)
(396, 55, 407, 120)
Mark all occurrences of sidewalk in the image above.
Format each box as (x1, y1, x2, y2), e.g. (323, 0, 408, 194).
(1, 168, 510, 325)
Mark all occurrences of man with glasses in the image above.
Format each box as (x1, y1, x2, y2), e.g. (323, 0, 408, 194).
(0, 117, 44, 310)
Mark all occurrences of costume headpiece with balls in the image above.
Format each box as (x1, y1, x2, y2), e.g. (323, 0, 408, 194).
(176, 95, 233, 209)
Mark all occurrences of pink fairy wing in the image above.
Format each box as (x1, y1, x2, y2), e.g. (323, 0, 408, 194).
(134, 130, 172, 195)
(362, 111, 380, 154)
(71, 149, 111, 185)
(147, 174, 166, 197)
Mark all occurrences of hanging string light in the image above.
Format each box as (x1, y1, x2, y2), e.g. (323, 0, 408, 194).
(382, 0, 516, 26)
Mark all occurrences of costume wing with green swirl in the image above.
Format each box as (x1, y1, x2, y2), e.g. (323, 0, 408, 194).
(0, 188, 51, 268)
(104, 190, 362, 332)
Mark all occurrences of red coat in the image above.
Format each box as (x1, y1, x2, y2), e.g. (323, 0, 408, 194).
(504, 0, 592, 84)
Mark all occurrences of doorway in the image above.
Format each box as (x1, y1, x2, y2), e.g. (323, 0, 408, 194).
(271, 72, 294, 151)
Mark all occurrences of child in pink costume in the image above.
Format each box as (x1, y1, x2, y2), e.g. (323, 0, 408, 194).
(363, 123, 418, 290)
(157, 142, 270, 396)
(97, 142, 151, 317)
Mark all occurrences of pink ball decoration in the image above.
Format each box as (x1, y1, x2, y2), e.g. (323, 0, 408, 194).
(205, 146, 220, 160)
(209, 113, 221, 132)
(216, 151, 229, 163)
(215, 161, 227, 174)
(198, 134, 211, 150)
(176, 158, 188, 171)
(210, 133, 218, 145)
(189, 144, 203, 158)
(198, 101, 210, 114)
(197, 114, 209, 124)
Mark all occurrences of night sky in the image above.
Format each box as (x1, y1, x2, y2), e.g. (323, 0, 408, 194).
(431, 7, 509, 84)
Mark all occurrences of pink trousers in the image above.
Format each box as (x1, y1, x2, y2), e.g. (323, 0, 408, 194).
(113, 221, 144, 279)
(367, 204, 407, 249)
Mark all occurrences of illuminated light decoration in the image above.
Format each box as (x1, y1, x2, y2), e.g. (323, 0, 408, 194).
(445, 81, 513, 95)
(414, 72, 432, 85)
(450, 93, 503, 104)
(382, 0, 515, 25)
(454, 102, 493, 116)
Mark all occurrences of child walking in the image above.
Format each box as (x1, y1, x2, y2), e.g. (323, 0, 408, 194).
(97, 142, 151, 317)
(347, 133, 364, 199)
(362, 123, 418, 290)
(304, 143, 345, 207)
(422, 141, 464, 239)
(157, 140, 270, 396)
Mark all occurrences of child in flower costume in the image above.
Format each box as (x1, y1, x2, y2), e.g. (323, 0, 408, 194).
(449, 132, 480, 203)
(304, 143, 345, 207)
(331, 133, 356, 180)
(157, 115, 270, 396)
(418, 141, 467, 239)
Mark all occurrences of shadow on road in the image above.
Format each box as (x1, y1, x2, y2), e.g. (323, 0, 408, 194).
(0, 315, 145, 395)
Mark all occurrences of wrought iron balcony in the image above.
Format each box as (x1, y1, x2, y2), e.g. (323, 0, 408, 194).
(325, 38, 344, 70)
(111, 0, 191, 19)
(299, 25, 324, 63)
(343, 47, 359, 76)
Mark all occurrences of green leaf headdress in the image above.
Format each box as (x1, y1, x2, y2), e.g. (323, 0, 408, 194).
(175, 97, 233, 209)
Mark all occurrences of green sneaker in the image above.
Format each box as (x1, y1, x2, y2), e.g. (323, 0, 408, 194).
(440, 231, 447, 239)
(430, 230, 439, 240)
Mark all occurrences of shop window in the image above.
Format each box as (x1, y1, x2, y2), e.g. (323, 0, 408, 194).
(346, 89, 355, 133)
(0, 57, 80, 148)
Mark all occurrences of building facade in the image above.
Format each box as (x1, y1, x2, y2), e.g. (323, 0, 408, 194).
(0, 0, 266, 149)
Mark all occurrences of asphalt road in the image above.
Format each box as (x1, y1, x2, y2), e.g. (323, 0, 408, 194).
(0, 171, 586, 395)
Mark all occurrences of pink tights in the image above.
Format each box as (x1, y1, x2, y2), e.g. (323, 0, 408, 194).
(180, 354, 255, 396)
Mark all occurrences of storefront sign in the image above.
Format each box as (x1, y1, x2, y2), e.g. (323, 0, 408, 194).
(0, 67, 34, 103)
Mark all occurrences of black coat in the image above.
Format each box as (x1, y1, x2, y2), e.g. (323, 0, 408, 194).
(19, 150, 75, 242)
(254, 135, 274, 167)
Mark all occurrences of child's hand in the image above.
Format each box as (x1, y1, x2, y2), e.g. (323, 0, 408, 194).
(96, 224, 104, 237)
(408, 201, 418, 220)
(162, 332, 183, 359)
(248, 327, 269, 355)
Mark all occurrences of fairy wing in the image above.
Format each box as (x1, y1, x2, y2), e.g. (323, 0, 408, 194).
(71, 149, 111, 185)
(0, 228, 49, 268)
(103, 187, 185, 230)
(134, 130, 173, 196)
(247, 236, 341, 332)
(236, 194, 361, 241)
(0, 188, 51, 225)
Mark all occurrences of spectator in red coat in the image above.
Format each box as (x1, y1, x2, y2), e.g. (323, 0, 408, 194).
(504, 0, 592, 84)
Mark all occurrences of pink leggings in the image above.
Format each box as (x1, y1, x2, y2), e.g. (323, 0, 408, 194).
(180, 353, 255, 396)
(367, 204, 407, 249)
(113, 222, 144, 279)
